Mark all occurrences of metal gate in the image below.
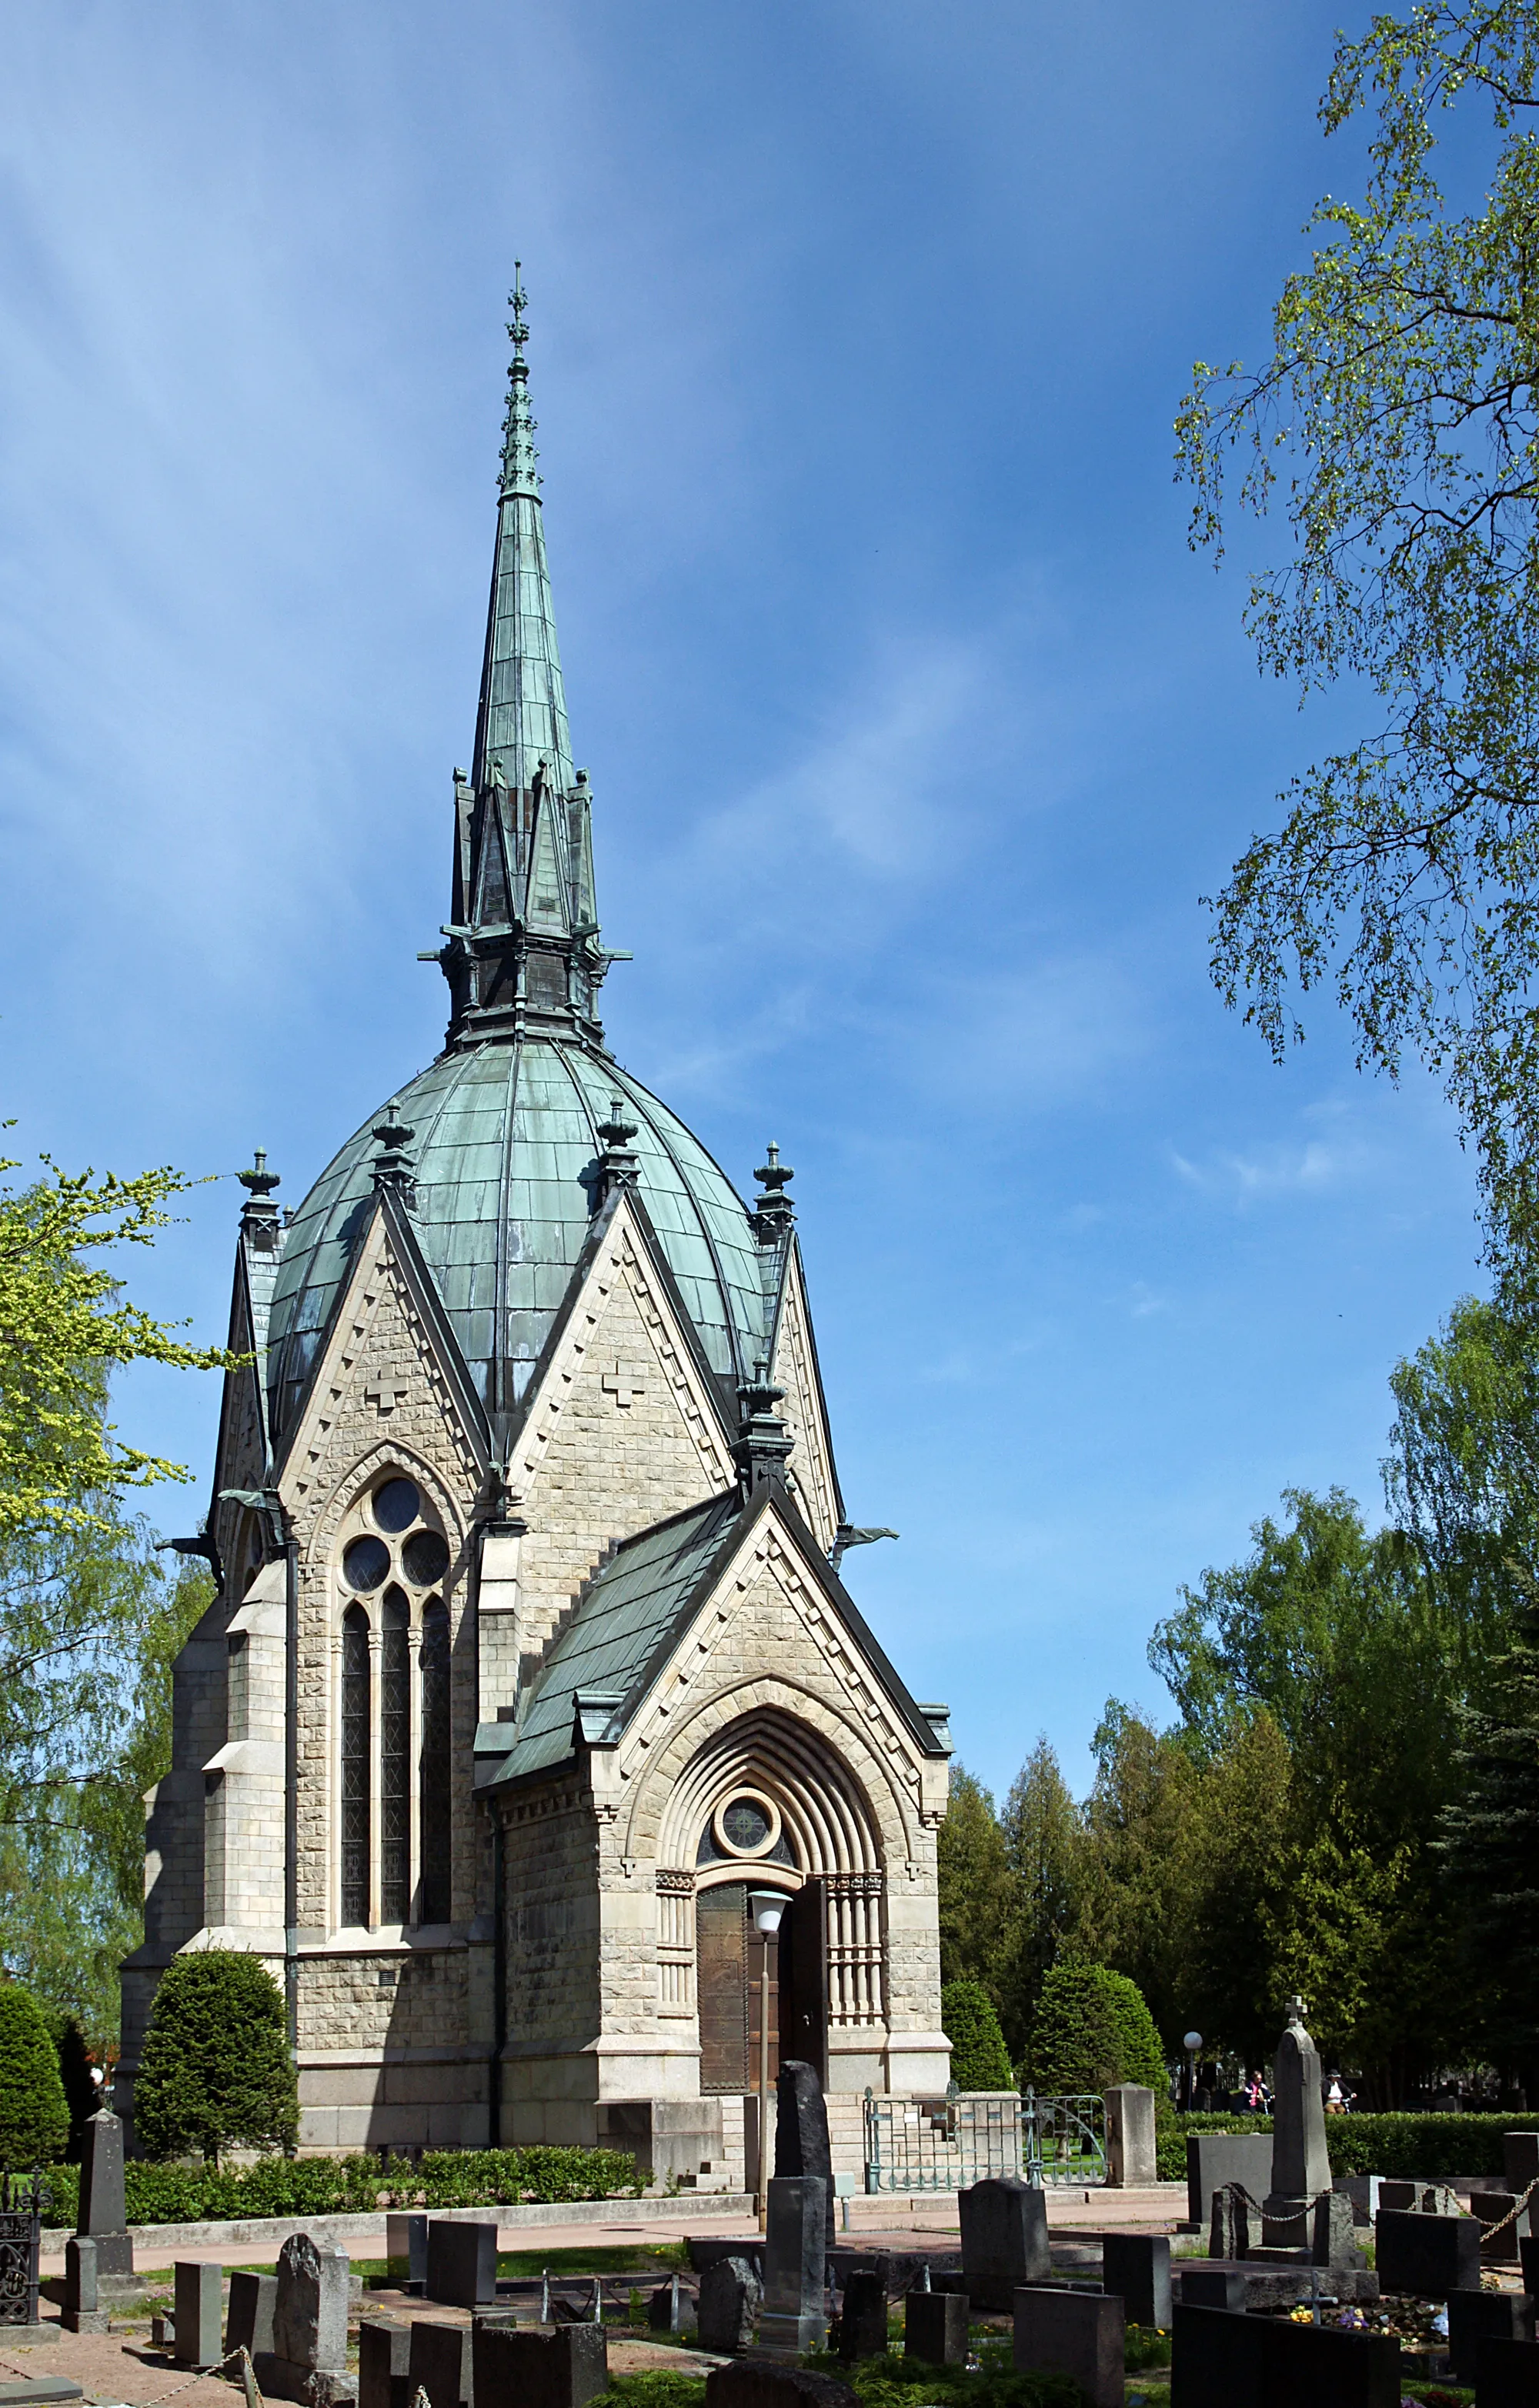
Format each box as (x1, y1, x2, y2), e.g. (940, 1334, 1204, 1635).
(0, 2173, 48, 2328)
(862, 2086, 1106, 2193)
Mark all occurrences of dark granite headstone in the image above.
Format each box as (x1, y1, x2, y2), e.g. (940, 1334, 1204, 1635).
(762, 2177, 827, 2356)
(904, 2290, 967, 2366)
(1508, 2134, 1539, 2193)
(1177, 2268, 1248, 2313)
(1012, 2286, 1124, 2408)
(1313, 2191, 1364, 2268)
(359, 2319, 411, 2408)
(409, 2320, 472, 2408)
(703, 2366, 855, 2408)
(426, 2223, 497, 2310)
(1264, 2318, 1400, 2404)
(472, 2323, 606, 2408)
(958, 2178, 1050, 2310)
(1208, 2183, 1250, 2262)
(173, 2263, 222, 2368)
(1447, 2287, 1536, 2382)
(386, 2216, 429, 2293)
(75, 2113, 125, 2241)
(1185, 2132, 1272, 2228)
(226, 2273, 277, 2363)
(1172, 2303, 1269, 2404)
(775, 2061, 834, 2250)
(696, 2259, 762, 2356)
(1099, 2231, 1171, 2329)
(1476, 2190, 1531, 2257)
(836, 2270, 887, 2360)
(1374, 2206, 1481, 2295)
(1477, 2334, 1539, 2403)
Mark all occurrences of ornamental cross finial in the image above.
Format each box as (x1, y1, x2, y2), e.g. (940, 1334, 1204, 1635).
(499, 261, 541, 497)
(1283, 1993, 1308, 2030)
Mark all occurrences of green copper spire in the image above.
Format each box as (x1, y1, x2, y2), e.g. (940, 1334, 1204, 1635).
(435, 273, 616, 1051)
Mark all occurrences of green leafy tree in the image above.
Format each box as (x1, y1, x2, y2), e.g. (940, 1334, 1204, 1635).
(1437, 1589, 1539, 2086)
(1072, 1704, 1204, 2048)
(998, 1737, 1084, 2056)
(135, 1952, 299, 2163)
(941, 1979, 1016, 2090)
(936, 1764, 1021, 2012)
(1175, 1, 1539, 1276)
(0, 1983, 69, 2168)
(0, 1153, 230, 1536)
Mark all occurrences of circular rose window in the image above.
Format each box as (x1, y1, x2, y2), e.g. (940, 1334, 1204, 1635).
(712, 1790, 782, 1859)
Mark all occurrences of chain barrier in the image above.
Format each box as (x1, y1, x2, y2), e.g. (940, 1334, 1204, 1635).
(1222, 2171, 1539, 2247)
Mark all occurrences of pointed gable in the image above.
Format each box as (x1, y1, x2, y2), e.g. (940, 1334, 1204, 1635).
(768, 1239, 842, 1553)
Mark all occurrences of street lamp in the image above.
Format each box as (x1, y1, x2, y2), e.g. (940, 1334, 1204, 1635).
(1183, 2030, 1203, 2113)
(749, 1890, 787, 2227)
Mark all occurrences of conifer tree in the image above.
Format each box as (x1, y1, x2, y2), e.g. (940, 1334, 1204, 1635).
(0, 1983, 69, 2169)
(135, 1952, 298, 2163)
(1437, 1593, 1539, 2078)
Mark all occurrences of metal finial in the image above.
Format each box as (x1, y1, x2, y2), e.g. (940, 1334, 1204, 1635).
(500, 265, 540, 495)
(237, 1147, 280, 1199)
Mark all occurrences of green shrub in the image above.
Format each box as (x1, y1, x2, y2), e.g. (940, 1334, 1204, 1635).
(942, 1979, 1015, 2091)
(1023, 1961, 1164, 2096)
(1157, 2110, 1539, 2183)
(54, 2017, 98, 2161)
(0, 1983, 69, 2168)
(32, 2146, 643, 2228)
(135, 1951, 298, 2163)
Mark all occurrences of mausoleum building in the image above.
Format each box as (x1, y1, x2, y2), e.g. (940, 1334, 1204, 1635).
(119, 285, 953, 2176)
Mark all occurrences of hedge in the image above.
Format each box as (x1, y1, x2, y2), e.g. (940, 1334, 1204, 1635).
(35, 2144, 643, 2228)
(1155, 2111, 1539, 2183)
(941, 1981, 1014, 2092)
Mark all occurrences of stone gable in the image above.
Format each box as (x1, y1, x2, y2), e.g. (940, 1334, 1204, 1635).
(770, 1248, 840, 1553)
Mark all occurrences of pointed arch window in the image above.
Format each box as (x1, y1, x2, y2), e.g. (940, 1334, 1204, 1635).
(380, 1589, 411, 1924)
(340, 1606, 371, 1927)
(419, 1599, 452, 1923)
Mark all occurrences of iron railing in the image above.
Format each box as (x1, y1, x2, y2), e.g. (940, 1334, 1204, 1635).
(0, 2173, 48, 2328)
(1021, 2088, 1107, 2186)
(862, 2086, 1107, 2193)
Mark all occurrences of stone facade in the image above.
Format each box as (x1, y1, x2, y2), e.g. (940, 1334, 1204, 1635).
(119, 306, 952, 2164)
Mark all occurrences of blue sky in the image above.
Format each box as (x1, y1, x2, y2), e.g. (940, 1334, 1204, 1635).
(0, 0, 1484, 1804)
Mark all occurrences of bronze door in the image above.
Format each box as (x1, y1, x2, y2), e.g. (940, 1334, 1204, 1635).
(697, 1883, 780, 2092)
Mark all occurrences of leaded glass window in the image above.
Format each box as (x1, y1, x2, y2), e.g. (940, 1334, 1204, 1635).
(380, 1589, 410, 1924)
(341, 1605, 370, 1926)
(419, 1599, 451, 1923)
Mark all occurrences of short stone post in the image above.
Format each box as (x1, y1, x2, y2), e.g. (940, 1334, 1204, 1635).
(1099, 2231, 1171, 2329)
(173, 2263, 223, 2368)
(904, 2290, 967, 2366)
(386, 2215, 429, 2293)
(408, 2320, 472, 2408)
(359, 2317, 411, 2408)
(760, 2176, 828, 2356)
(426, 2221, 498, 2308)
(959, 2177, 1050, 2310)
(1103, 2086, 1157, 2188)
(61, 2238, 102, 2336)
(1013, 2286, 1124, 2408)
(646, 2274, 690, 2334)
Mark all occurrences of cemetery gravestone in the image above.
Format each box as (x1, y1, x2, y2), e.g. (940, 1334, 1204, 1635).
(1178, 2269, 1248, 2312)
(1447, 2288, 1536, 2382)
(74, 2112, 142, 2307)
(775, 2061, 834, 2250)
(904, 2291, 967, 2366)
(408, 2320, 471, 2408)
(646, 2274, 691, 2335)
(1374, 2207, 1481, 2296)
(1476, 2335, 1539, 2404)
(836, 2270, 887, 2360)
(1262, 1995, 1332, 2250)
(1105, 2086, 1157, 2188)
(696, 2258, 762, 2356)
(385, 2217, 429, 2294)
(1185, 2132, 1273, 2229)
(1208, 2186, 1250, 2263)
(358, 2320, 410, 2408)
(1171, 2301, 1268, 2402)
(1263, 2318, 1401, 2405)
(958, 2177, 1050, 2310)
(1013, 2286, 1124, 2408)
(259, 2233, 356, 2407)
(425, 2223, 497, 2309)
(703, 2367, 856, 2408)
(60, 2240, 101, 2336)
(1507, 2134, 1539, 2193)
(1099, 2232, 1172, 2329)
(473, 2322, 607, 2408)
(226, 2273, 278, 2363)
(761, 2177, 827, 2356)
(1313, 2191, 1364, 2268)
(173, 2263, 222, 2368)
(1475, 2189, 1531, 2256)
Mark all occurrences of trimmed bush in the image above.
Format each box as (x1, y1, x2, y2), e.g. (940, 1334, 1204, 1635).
(35, 2146, 642, 2228)
(1099, 1970, 1167, 2094)
(0, 1983, 69, 2168)
(1155, 2110, 1539, 2183)
(135, 1950, 298, 2163)
(55, 2017, 98, 2162)
(1023, 1960, 1166, 2096)
(941, 1979, 1014, 2090)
